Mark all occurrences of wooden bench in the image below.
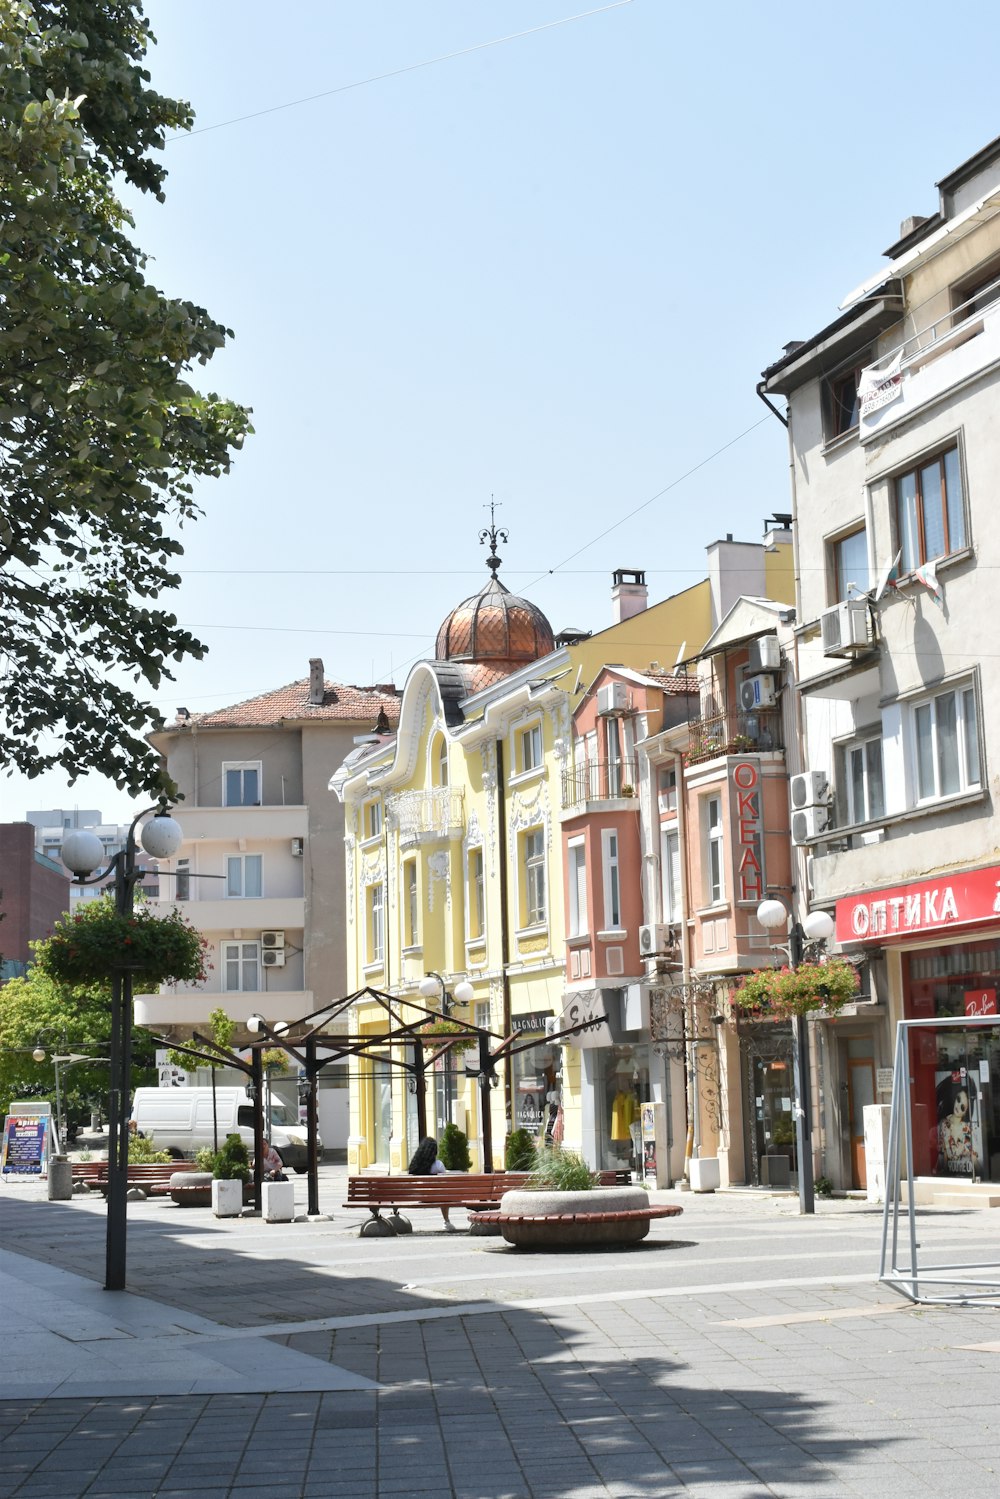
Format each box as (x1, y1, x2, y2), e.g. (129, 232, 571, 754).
(344, 1169, 631, 1222)
(71, 1161, 199, 1197)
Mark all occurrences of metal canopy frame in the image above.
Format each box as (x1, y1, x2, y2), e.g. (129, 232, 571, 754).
(880, 1015, 1000, 1305)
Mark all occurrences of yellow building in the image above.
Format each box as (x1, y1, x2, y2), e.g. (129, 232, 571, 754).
(333, 523, 795, 1173)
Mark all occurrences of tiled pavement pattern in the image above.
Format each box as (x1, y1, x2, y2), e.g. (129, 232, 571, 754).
(2, 1170, 1000, 1497)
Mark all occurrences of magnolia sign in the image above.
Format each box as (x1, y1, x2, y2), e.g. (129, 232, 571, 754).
(836, 865, 1000, 944)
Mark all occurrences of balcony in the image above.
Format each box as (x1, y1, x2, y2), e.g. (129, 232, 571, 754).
(561, 758, 639, 810)
(172, 805, 308, 841)
(860, 284, 1000, 443)
(386, 787, 465, 843)
(134, 988, 322, 1033)
(685, 709, 783, 765)
(155, 895, 306, 932)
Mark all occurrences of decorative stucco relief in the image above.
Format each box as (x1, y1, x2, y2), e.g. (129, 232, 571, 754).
(426, 849, 451, 912)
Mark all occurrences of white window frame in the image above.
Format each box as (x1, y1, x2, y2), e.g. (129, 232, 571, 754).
(838, 730, 885, 825)
(225, 853, 263, 899)
(222, 940, 260, 993)
(601, 828, 622, 931)
(522, 827, 547, 927)
(660, 826, 681, 923)
(657, 764, 678, 813)
(363, 799, 383, 841)
(222, 761, 262, 808)
(367, 882, 385, 965)
(908, 680, 981, 806)
(175, 858, 191, 902)
(568, 837, 587, 938)
(511, 717, 544, 782)
(705, 795, 724, 905)
(468, 846, 485, 941)
(403, 860, 419, 949)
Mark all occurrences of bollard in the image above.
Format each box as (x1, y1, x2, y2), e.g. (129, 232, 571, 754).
(48, 1155, 73, 1201)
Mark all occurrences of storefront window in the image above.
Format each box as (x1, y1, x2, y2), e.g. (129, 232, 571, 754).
(372, 1057, 392, 1165)
(596, 1045, 651, 1171)
(904, 941, 1000, 1180)
(511, 1031, 562, 1143)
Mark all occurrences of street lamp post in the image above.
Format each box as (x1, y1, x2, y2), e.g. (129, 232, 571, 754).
(61, 806, 183, 1290)
(756, 897, 835, 1216)
(417, 973, 485, 1157)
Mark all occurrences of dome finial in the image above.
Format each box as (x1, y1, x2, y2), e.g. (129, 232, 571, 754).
(479, 496, 509, 577)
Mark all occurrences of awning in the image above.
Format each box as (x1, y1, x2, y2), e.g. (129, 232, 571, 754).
(840, 188, 1000, 310)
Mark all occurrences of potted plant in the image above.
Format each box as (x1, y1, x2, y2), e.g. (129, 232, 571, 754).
(498, 1146, 661, 1248)
(730, 958, 860, 1021)
(37, 896, 209, 990)
(439, 1121, 471, 1172)
(211, 1132, 250, 1217)
(504, 1129, 538, 1171)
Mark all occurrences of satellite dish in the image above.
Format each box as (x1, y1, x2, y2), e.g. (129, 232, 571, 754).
(872, 551, 901, 603)
(672, 641, 687, 669)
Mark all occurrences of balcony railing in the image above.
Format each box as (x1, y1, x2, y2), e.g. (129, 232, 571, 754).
(686, 709, 783, 765)
(386, 787, 465, 840)
(562, 758, 639, 809)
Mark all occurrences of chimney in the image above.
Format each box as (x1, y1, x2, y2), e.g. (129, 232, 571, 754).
(611, 568, 647, 624)
(308, 658, 325, 706)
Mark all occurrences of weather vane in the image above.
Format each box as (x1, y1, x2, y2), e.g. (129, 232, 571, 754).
(479, 495, 509, 576)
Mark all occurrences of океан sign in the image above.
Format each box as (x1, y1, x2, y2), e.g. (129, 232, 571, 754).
(836, 864, 1000, 945)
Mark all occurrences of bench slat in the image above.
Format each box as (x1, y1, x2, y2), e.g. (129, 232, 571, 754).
(344, 1169, 632, 1213)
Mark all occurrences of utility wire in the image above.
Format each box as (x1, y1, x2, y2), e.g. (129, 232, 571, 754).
(170, 1, 636, 142)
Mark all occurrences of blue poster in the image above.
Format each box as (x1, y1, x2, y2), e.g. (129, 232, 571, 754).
(1, 1115, 49, 1175)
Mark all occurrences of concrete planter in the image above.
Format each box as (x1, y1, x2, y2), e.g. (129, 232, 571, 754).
(498, 1186, 652, 1248)
(261, 1180, 295, 1222)
(689, 1157, 721, 1193)
(171, 1171, 213, 1208)
(211, 1178, 245, 1218)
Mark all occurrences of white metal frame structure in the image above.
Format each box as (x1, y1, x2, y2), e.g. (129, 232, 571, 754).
(880, 1014, 1000, 1304)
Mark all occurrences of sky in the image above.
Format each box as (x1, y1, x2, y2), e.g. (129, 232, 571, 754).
(6, 0, 1000, 830)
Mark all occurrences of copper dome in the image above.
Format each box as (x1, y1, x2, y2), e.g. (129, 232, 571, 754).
(435, 575, 555, 670)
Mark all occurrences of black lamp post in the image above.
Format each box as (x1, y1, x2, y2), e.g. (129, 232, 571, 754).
(756, 896, 835, 1216)
(61, 806, 183, 1290)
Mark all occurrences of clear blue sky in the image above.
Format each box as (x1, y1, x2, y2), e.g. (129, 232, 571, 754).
(6, 0, 1000, 826)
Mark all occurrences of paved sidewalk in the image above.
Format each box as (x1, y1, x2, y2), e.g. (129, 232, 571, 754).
(3, 1170, 1000, 1497)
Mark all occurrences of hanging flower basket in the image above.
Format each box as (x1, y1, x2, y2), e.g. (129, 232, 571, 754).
(419, 1017, 466, 1036)
(37, 905, 209, 989)
(730, 958, 860, 1021)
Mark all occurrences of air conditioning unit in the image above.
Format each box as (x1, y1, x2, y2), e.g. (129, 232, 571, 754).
(261, 930, 285, 950)
(821, 599, 871, 657)
(790, 770, 828, 809)
(747, 634, 781, 674)
(290, 837, 304, 857)
(738, 674, 776, 711)
(639, 923, 672, 956)
(791, 804, 830, 846)
(261, 948, 286, 967)
(596, 681, 629, 715)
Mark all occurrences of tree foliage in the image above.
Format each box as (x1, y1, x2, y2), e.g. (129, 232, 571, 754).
(0, 1, 252, 796)
(0, 954, 157, 1126)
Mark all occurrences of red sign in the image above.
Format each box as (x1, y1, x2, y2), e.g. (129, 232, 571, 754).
(731, 759, 765, 905)
(965, 990, 997, 1017)
(836, 864, 1000, 944)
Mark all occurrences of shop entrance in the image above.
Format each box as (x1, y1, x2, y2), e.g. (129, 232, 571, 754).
(739, 1020, 795, 1187)
(595, 1044, 651, 1173)
(846, 1051, 876, 1189)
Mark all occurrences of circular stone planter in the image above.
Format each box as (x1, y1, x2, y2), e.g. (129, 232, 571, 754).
(170, 1171, 213, 1207)
(497, 1186, 654, 1248)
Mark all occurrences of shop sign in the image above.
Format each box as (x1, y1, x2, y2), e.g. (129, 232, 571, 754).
(965, 989, 998, 1017)
(835, 864, 1000, 944)
(558, 990, 613, 1049)
(510, 1011, 553, 1036)
(730, 759, 765, 905)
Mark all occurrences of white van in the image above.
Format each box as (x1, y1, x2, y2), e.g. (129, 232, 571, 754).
(130, 1087, 315, 1172)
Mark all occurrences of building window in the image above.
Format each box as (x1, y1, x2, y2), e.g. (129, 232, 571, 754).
(468, 847, 485, 939)
(523, 828, 546, 926)
(568, 839, 587, 937)
(367, 883, 385, 964)
(705, 795, 724, 905)
(223, 762, 261, 807)
(437, 738, 449, 787)
(952, 259, 1000, 320)
(838, 733, 885, 825)
(364, 800, 383, 840)
(404, 861, 418, 948)
(518, 721, 543, 774)
(223, 941, 259, 993)
(831, 527, 870, 603)
(657, 764, 677, 813)
(824, 355, 869, 440)
(910, 683, 980, 804)
(226, 854, 262, 898)
(175, 858, 190, 901)
(602, 829, 622, 930)
(661, 827, 681, 922)
(895, 446, 966, 572)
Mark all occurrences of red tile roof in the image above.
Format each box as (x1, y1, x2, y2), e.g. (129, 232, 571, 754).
(644, 671, 698, 696)
(185, 679, 401, 729)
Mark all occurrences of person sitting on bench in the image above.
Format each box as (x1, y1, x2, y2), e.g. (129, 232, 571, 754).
(407, 1136, 456, 1231)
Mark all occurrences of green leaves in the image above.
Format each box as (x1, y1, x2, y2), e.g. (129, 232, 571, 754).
(0, 0, 252, 796)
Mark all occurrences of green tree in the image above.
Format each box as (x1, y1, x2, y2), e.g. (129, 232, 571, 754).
(0, 1, 252, 796)
(0, 960, 157, 1130)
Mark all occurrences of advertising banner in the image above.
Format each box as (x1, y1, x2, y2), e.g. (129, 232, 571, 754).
(1, 1115, 49, 1176)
